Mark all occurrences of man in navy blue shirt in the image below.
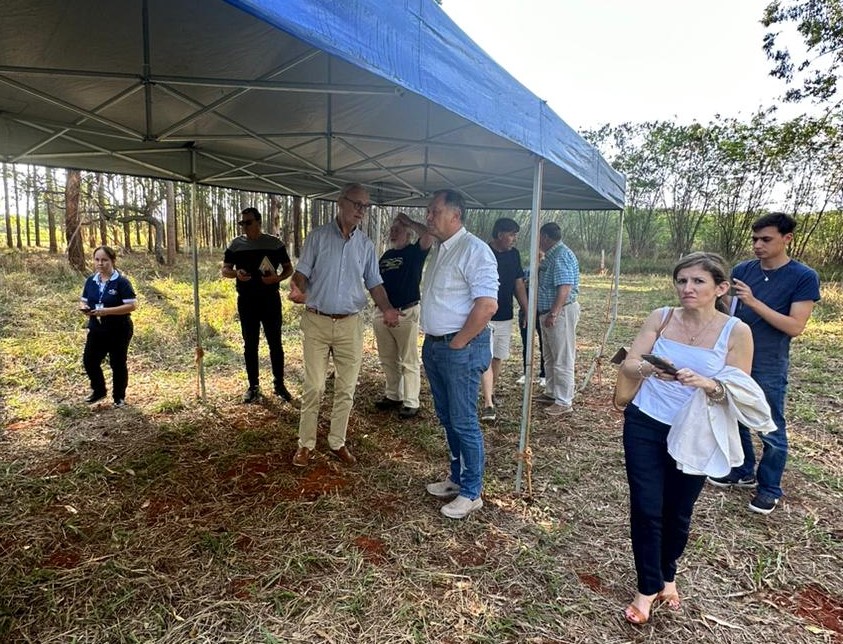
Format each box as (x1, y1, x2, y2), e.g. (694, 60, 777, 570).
(479, 217, 528, 421)
(708, 213, 821, 515)
(373, 213, 432, 418)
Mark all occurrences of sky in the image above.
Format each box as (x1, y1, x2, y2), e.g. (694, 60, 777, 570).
(442, 0, 810, 132)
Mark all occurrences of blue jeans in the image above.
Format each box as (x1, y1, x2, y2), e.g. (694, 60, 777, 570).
(623, 404, 706, 596)
(733, 371, 788, 500)
(422, 328, 491, 500)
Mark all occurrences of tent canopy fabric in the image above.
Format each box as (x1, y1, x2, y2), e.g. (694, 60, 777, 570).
(0, 0, 624, 210)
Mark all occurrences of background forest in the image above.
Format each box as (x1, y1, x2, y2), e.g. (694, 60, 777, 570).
(2, 109, 842, 276)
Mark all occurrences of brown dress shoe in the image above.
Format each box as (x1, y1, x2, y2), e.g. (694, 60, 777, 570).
(330, 445, 357, 466)
(292, 446, 311, 467)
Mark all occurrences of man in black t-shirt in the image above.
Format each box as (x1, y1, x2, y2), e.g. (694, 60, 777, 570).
(373, 213, 433, 418)
(480, 218, 528, 421)
(222, 207, 296, 404)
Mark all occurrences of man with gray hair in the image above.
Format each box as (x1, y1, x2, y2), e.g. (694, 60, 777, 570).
(290, 183, 400, 467)
(373, 212, 433, 419)
(536, 221, 580, 416)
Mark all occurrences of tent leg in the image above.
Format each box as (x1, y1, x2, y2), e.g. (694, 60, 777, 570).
(515, 158, 544, 495)
(190, 177, 207, 402)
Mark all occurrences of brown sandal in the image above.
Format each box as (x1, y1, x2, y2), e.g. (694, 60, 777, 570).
(623, 603, 649, 625)
(656, 590, 681, 611)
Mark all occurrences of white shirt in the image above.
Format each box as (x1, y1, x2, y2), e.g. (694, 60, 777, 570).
(420, 227, 499, 336)
(667, 366, 776, 477)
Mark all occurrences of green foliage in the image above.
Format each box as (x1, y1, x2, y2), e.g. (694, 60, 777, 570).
(762, 0, 843, 104)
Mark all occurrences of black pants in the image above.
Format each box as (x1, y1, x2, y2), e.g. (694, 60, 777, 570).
(238, 294, 285, 390)
(519, 309, 545, 377)
(623, 404, 706, 595)
(83, 319, 133, 401)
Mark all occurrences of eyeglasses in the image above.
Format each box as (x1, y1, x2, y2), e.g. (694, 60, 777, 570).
(237, 219, 256, 226)
(343, 197, 372, 211)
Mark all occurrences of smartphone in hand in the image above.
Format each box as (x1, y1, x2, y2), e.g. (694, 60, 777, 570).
(641, 354, 678, 375)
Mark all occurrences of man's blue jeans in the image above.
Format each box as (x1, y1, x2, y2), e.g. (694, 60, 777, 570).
(733, 371, 788, 500)
(422, 328, 491, 500)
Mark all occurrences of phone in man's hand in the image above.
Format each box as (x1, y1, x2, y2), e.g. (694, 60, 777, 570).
(641, 354, 678, 375)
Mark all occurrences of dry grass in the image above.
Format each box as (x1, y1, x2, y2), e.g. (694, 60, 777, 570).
(0, 251, 842, 643)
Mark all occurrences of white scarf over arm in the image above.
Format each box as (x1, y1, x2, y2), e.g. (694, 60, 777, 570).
(667, 366, 776, 477)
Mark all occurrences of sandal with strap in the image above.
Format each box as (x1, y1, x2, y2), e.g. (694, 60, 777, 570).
(656, 590, 681, 611)
(623, 603, 649, 625)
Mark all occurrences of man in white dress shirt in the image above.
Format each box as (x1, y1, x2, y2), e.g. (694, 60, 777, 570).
(420, 189, 499, 519)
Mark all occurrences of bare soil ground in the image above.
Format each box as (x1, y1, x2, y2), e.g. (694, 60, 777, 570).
(1, 252, 841, 643)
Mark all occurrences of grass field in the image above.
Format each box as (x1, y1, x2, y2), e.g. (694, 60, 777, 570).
(1, 249, 841, 643)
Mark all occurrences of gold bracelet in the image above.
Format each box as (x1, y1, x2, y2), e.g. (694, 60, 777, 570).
(707, 379, 726, 403)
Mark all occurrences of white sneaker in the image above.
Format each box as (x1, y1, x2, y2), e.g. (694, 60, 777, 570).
(426, 479, 460, 498)
(516, 374, 526, 385)
(538, 377, 546, 387)
(441, 495, 483, 519)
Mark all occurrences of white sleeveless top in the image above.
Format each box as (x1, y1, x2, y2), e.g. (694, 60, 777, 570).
(634, 307, 739, 425)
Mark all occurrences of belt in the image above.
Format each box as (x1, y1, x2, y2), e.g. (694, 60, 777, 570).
(306, 307, 357, 320)
(538, 300, 576, 315)
(398, 300, 419, 311)
(425, 332, 458, 343)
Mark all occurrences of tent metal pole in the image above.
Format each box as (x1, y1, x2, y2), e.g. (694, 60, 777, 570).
(515, 157, 544, 494)
(578, 205, 625, 390)
(189, 156, 206, 401)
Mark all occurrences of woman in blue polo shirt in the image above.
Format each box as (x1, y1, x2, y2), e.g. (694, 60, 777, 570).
(78, 246, 138, 407)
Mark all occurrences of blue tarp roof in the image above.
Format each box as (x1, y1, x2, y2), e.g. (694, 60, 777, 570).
(0, 0, 624, 210)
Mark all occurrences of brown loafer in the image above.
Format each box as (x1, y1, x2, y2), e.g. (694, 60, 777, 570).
(292, 446, 311, 467)
(330, 445, 357, 466)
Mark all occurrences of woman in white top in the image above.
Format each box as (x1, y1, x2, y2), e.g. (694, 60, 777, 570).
(619, 252, 753, 625)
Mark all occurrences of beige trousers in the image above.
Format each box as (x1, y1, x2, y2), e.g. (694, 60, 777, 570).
(540, 301, 580, 407)
(297, 310, 363, 450)
(373, 304, 421, 408)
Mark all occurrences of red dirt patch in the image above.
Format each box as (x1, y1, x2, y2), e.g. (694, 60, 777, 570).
(772, 584, 843, 641)
(353, 535, 388, 564)
(220, 455, 284, 495)
(234, 534, 255, 552)
(24, 456, 79, 477)
(42, 548, 82, 569)
(279, 463, 351, 501)
(228, 576, 258, 600)
(577, 571, 609, 594)
(370, 493, 403, 517)
(143, 496, 186, 524)
(5, 418, 43, 432)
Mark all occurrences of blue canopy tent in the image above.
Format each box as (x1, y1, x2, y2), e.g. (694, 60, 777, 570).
(0, 0, 625, 490)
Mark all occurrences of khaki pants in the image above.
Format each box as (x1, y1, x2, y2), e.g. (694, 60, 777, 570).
(373, 304, 421, 408)
(297, 310, 363, 450)
(540, 301, 580, 407)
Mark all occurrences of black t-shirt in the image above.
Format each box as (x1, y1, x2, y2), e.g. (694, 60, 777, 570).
(223, 233, 291, 296)
(378, 241, 429, 309)
(491, 245, 524, 321)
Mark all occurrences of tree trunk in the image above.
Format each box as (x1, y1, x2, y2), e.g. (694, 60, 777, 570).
(293, 195, 302, 257)
(45, 168, 58, 253)
(13, 166, 22, 249)
(32, 166, 41, 247)
(65, 169, 85, 271)
(166, 180, 177, 265)
(2, 163, 12, 248)
(96, 174, 108, 246)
